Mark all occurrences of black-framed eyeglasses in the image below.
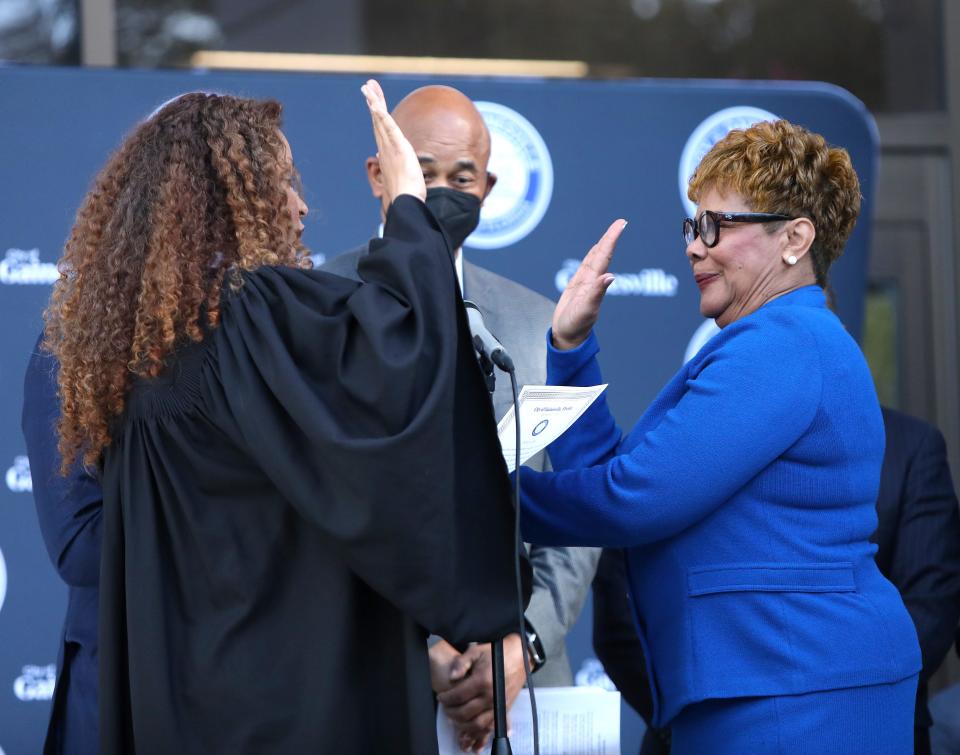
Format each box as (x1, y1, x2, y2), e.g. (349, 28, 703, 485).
(682, 211, 794, 248)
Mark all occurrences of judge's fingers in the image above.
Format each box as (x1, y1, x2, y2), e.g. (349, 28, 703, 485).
(360, 79, 426, 201)
(361, 81, 391, 157)
(361, 84, 386, 160)
(361, 80, 403, 164)
(369, 105, 400, 155)
(365, 78, 386, 107)
(360, 79, 386, 113)
(362, 81, 408, 160)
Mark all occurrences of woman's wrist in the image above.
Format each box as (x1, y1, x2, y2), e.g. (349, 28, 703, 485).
(546, 329, 599, 381)
(551, 331, 586, 351)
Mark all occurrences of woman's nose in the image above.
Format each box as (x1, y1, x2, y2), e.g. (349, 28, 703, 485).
(685, 237, 705, 261)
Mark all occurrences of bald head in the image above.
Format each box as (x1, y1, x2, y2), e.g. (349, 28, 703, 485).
(391, 86, 491, 161)
(366, 85, 497, 223)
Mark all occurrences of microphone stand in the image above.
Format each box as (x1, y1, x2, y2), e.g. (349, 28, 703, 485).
(491, 639, 511, 755)
(465, 303, 538, 755)
(476, 349, 513, 755)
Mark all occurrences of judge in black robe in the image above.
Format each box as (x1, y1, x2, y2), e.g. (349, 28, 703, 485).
(98, 195, 529, 754)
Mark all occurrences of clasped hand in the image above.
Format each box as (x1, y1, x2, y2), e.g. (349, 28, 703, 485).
(430, 635, 526, 753)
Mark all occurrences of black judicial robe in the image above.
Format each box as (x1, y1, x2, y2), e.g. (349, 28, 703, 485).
(98, 196, 528, 754)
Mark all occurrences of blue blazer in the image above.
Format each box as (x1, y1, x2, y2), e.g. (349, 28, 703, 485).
(21, 338, 101, 755)
(520, 286, 921, 725)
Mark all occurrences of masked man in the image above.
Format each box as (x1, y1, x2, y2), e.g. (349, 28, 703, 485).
(323, 85, 600, 752)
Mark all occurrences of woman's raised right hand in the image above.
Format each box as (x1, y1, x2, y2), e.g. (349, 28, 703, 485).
(360, 79, 426, 204)
(551, 219, 627, 350)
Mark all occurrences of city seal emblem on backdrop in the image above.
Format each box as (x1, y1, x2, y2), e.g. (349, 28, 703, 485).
(466, 102, 554, 250)
(678, 106, 780, 218)
(0, 547, 6, 616)
(5, 456, 32, 494)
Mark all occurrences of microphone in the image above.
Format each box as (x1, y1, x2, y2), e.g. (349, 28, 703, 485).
(464, 300, 515, 373)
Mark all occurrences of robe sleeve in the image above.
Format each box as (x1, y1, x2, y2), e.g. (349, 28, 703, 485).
(520, 313, 822, 548)
(211, 195, 529, 645)
(21, 336, 103, 588)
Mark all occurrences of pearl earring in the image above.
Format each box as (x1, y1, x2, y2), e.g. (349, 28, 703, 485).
(786, 255, 798, 266)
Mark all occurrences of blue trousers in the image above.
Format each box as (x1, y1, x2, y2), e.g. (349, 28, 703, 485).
(670, 675, 918, 755)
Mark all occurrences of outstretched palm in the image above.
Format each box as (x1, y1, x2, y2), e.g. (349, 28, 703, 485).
(360, 79, 426, 204)
(552, 219, 628, 350)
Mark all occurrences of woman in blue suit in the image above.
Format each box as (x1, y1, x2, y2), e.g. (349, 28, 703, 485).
(520, 120, 921, 753)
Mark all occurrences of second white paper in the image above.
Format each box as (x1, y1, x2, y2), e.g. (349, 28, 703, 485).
(437, 686, 621, 755)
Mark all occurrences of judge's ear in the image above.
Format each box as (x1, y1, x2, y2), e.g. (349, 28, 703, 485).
(482, 171, 497, 202)
(365, 157, 384, 199)
(782, 217, 816, 262)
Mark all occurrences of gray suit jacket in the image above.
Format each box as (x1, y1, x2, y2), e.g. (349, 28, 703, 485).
(322, 245, 600, 686)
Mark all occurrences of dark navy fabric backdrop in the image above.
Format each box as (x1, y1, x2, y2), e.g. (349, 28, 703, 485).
(0, 65, 876, 754)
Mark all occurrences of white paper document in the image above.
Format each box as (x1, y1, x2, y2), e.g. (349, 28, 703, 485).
(436, 686, 620, 755)
(497, 385, 607, 472)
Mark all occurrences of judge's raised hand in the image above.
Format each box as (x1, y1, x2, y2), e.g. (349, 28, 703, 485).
(360, 79, 426, 204)
(551, 219, 627, 351)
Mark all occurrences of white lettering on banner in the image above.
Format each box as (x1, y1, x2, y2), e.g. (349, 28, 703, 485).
(13, 665, 56, 702)
(0, 249, 59, 285)
(574, 658, 617, 691)
(554, 258, 679, 297)
(5, 456, 32, 493)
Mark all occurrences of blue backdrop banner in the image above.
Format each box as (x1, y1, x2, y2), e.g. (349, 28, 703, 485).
(0, 65, 876, 754)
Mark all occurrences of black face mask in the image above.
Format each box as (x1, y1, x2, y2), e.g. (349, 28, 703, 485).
(425, 187, 482, 250)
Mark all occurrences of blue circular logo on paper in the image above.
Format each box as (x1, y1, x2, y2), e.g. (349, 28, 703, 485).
(678, 106, 780, 218)
(466, 102, 554, 250)
(532, 419, 550, 437)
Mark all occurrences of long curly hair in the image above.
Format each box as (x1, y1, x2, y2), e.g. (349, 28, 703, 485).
(688, 119, 861, 287)
(44, 92, 309, 472)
